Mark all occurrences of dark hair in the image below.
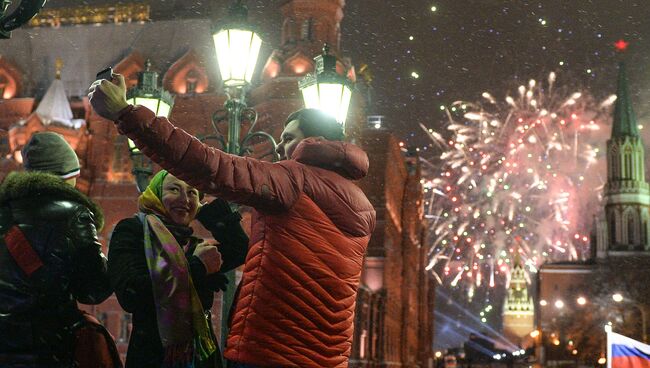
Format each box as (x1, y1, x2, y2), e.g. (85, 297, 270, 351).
(284, 108, 345, 141)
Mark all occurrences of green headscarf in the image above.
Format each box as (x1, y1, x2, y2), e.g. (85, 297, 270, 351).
(138, 170, 170, 218)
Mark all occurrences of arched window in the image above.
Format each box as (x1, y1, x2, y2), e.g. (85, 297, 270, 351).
(609, 212, 617, 245)
(637, 146, 644, 179)
(282, 17, 295, 43)
(624, 209, 640, 246)
(185, 69, 199, 94)
(625, 146, 633, 179)
(301, 18, 313, 40)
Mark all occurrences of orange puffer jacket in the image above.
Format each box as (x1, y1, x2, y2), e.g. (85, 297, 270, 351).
(115, 105, 376, 368)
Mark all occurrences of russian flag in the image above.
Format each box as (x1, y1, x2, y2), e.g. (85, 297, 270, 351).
(608, 331, 650, 368)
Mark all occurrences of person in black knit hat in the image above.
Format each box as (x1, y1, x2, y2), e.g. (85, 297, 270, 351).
(0, 132, 113, 367)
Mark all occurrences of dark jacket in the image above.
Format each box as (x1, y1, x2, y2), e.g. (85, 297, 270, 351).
(0, 171, 111, 365)
(115, 105, 376, 367)
(108, 199, 248, 368)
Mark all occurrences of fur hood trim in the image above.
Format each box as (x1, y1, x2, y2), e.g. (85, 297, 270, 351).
(0, 171, 104, 230)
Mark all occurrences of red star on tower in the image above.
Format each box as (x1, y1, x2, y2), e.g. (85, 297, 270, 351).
(614, 39, 629, 52)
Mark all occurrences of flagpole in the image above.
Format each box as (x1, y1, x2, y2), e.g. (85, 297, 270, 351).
(606, 326, 612, 368)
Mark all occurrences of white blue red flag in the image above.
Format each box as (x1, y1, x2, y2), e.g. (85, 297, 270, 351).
(608, 331, 650, 368)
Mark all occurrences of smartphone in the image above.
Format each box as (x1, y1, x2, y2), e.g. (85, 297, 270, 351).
(96, 67, 113, 81)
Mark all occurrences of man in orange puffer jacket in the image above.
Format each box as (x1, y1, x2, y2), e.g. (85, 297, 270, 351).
(89, 75, 376, 368)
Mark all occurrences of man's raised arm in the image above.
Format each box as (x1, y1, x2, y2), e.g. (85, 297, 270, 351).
(88, 75, 301, 212)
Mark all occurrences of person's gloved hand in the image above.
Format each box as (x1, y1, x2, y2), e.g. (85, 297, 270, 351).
(87, 74, 129, 121)
(192, 242, 223, 275)
(196, 198, 241, 230)
(208, 273, 230, 292)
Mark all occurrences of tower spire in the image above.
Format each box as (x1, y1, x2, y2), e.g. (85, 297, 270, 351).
(602, 60, 650, 252)
(611, 62, 639, 138)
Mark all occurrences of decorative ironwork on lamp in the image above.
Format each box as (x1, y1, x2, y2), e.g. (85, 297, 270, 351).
(299, 44, 354, 127)
(126, 59, 174, 192)
(0, 0, 46, 39)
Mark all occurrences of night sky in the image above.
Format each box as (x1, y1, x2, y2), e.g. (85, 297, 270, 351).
(221, 0, 650, 160)
(335, 1, 650, 148)
(33, 0, 650, 351)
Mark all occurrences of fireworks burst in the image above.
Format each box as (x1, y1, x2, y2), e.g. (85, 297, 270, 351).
(423, 72, 616, 295)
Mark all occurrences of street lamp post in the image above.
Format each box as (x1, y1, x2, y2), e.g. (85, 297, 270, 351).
(211, 0, 277, 355)
(299, 43, 354, 127)
(0, 0, 46, 39)
(612, 293, 648, 343)
(126, 59, 174, 193)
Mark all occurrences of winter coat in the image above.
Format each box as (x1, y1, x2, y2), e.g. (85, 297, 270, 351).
(114, 105, 376, 368)
(0, 171, 111, 366)
(107, 201, 249, 368)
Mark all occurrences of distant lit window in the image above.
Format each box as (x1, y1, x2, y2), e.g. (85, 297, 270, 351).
(119, 313, 132, 342)
(367, 115, 385, 129)
(185, 69, 199, 94)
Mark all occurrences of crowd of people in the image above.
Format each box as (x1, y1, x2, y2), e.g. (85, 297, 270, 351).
(0, 73, 376, 368)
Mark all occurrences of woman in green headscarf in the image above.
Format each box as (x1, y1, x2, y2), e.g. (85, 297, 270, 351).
(107, 170, 249, 368)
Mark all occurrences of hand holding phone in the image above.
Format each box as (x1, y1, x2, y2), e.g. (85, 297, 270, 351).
(96, 67, 113, 82)
(88, 70, 129, 121)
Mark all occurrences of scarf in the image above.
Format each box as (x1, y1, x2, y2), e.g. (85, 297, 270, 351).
(138, 170, 216, 367)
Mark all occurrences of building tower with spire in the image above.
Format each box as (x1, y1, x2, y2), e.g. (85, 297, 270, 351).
(502, 258, 534, 346)
(599, 62, 650, 255)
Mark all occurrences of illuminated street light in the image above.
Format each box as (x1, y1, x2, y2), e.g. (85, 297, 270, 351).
(212, 0, 262, 87)
(125, 60, 173, 120)
(555, 300, 565, 309)
(125, 59, 174, 192)
(540, 299, 548, 306)
(299, 44, 353, 127)
(612, 293, 624, 302)
(577, 296, 587, 305)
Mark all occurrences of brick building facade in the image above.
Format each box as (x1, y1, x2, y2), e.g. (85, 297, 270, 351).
(0, 1, 435, 365)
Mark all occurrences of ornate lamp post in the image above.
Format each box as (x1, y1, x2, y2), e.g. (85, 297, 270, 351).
(299, 44, 354, 127)
(211, 0, 277, 353)
(126, 59, 174, 192)
(0, 0, 46, 39)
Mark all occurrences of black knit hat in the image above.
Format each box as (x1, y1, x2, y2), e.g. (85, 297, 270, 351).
(22, 132, 81, 179)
